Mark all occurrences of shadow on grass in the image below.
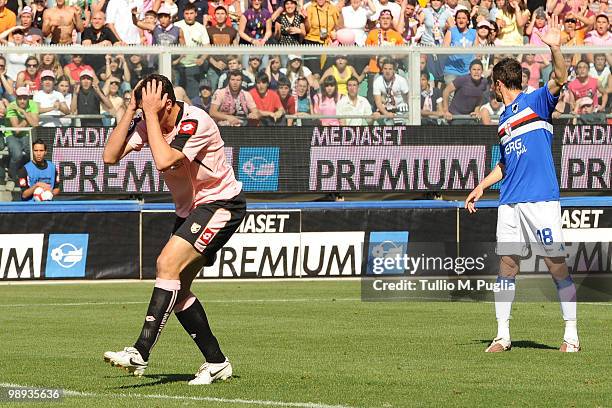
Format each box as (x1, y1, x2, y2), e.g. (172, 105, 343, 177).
(474, 339, 557, 350)
(114, 374, 241, 389)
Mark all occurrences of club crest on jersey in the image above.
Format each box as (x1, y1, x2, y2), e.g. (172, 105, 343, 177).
(511, 103, 519, 113)
(190, 223, 201, 234)
(179, 119, 198, 136)
(197, 228, 216, 246)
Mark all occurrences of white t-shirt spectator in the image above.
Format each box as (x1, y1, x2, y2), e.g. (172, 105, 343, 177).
(175, 19, 210, 67)
(34, 89, 67, 127)
(341, 5, 372, 46)
(336, 95, 373, 125)
(106, 0, 142, 44)
(370, 0, 402, 23)
(373, 74, 409, 110)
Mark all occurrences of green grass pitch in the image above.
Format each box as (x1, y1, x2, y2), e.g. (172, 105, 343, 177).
(0, 280, 610, 408)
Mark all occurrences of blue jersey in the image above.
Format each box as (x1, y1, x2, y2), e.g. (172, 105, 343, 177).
(18, 160, 58, 201)
(497, 86, 559, 205)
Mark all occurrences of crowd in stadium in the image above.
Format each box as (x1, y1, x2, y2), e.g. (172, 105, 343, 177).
(0, 0, 610, 133)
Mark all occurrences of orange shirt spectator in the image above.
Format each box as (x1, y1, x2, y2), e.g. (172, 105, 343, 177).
(365, 9, 404, 73)
(0, 0, 16, 33)
(304, 0, 340, 44)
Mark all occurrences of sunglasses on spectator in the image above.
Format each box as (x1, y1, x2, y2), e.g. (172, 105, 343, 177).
(565, 18, 577, 23)
(17, 95, 29, 99)
(110, 81, 120, 85)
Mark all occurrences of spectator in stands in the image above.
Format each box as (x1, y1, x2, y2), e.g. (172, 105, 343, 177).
(0, 101, 6, 191)
(101, 76, 124, 123)
(65, 55, 93, 87)
(496, 0, 529, 45)
(373, 59, 410, 124)
(341, 0, 375, 47)
(99, 55, 131, 91)
(589, 0, 611, 18)
(320, 55, 364, 97)
(39, 54, 64, 80)
(4, 87, 39, 183)
(31, 0, 46, 30)
(282, 55, 318, 91)
(313, 76, 340, 126)
(210, 70, 260, 126)
(134, 4, 186, 45)
(441, 0, 469, 20)
(572, 96, 607, 124)
(126, 55, 152, 89)
(82, 11, 120, 71)
(177, 0, 207, 21)
(568, 60, 608, 110)
(304, 0, 340, 72)
(525, 8, 551, 78)
(138, 10, 156, 45)
(192, 79, 212, 111)
(244, 56, 262, 88)
(589, 53, 610, 93)
(217, 55, 253, 90)
(17, 139, 60, 201)
(371, 0, 402, 26)
(521, 67, 537, 93)
(422, 0, 451, 46)
(207, 6, 238, 45)
(488, 19, 500, 42)
(443, 9, 476, 84)
(336, 76, 375, 126)
(276, 76, 295, 126)
(479, 89, 504, 124)
(239, 0, 273, 46)
(16, 56, 42, 92)
(19, 6, 44, 45)
(106, 0, 141, 44)
(420, 70, 444, 124)
(0, 26, 30, 82)
(561, 14, 584, 48)
(264, 56, 287, 90)
(249, 72, 284, 126)
(294, 76, 313, 126)
(174, 3, 209, 99)
(398, 0, 424, 44)
(34, 70, 70, 127)
(275, 0, 305, 45)
(42, 0, 84, 44)
(521, 54, 541, 89)
(56, 75, 72, 108)
(584, 13, 612, 45)
(71, 69, 114, 127)
(0, 56, 14, 102)
(442, 59, 487, 125)
(0, 0, 16, 35)
(567, 0, 596, 39)
(366, 9, 404, 86)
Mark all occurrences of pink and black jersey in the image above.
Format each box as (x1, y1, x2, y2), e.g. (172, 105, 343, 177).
(127, 102, 242, 218)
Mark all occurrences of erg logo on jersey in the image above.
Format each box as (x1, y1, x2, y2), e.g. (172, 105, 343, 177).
(505, 138, 527, 158)
(179, 119, 198, 136)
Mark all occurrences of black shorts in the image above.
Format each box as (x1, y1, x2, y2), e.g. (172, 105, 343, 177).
(172, 192, 246, 260)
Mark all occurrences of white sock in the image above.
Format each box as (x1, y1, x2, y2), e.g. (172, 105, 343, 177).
(564, 320, 579, 344)
(494, 276, 515, 341)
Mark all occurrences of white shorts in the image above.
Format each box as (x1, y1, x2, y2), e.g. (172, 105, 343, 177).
(496, 201, 566, 257)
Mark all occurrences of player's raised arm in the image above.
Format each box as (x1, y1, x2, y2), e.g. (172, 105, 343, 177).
(537, 15, 567, 96)
(103, 86, 140, 164)
(465, 163, 505, 213)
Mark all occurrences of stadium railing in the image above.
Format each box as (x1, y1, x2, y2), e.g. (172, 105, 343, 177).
(0, 44, 609, 126)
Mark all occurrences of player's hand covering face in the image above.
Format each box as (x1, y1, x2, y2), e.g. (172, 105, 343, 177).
(141, 80, 170, 116)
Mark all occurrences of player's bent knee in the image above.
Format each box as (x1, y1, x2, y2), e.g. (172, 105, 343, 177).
(156, 255, 182, 280)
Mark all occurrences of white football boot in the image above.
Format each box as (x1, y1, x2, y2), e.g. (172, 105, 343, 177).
(103, 347, 148, 376)
(188, 359, 232, 385)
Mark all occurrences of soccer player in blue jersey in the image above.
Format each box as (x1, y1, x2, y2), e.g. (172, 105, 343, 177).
(464, 15, 580, 353)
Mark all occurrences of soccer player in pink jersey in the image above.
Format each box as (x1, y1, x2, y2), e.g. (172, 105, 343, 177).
(102, 74, 245, 385)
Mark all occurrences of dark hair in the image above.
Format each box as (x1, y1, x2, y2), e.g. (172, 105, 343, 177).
(470, 59, 483, 69)
(145, 10, 157, 17)
(420, 70, 430, 80)
(492, 57, 522, 91)
(321, 75, 339, 102)
(347, 76, 359, 86)
(595, 13, 608, 23)
(455, 9, 470, 20)
(134, 74, 176, 106)
(255, 72, 269, 84)
(576, 60, 589, 69)
(521, 67, 530, 77)
(184, 3, 197, 12)
(380, 57, 397, 70)
(215, 5, 227, 13)
(277, 76, 291, 88)
(228, 69, 243, 80)
(406, 0, 417, 6)
(32, 138, 47, 150)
